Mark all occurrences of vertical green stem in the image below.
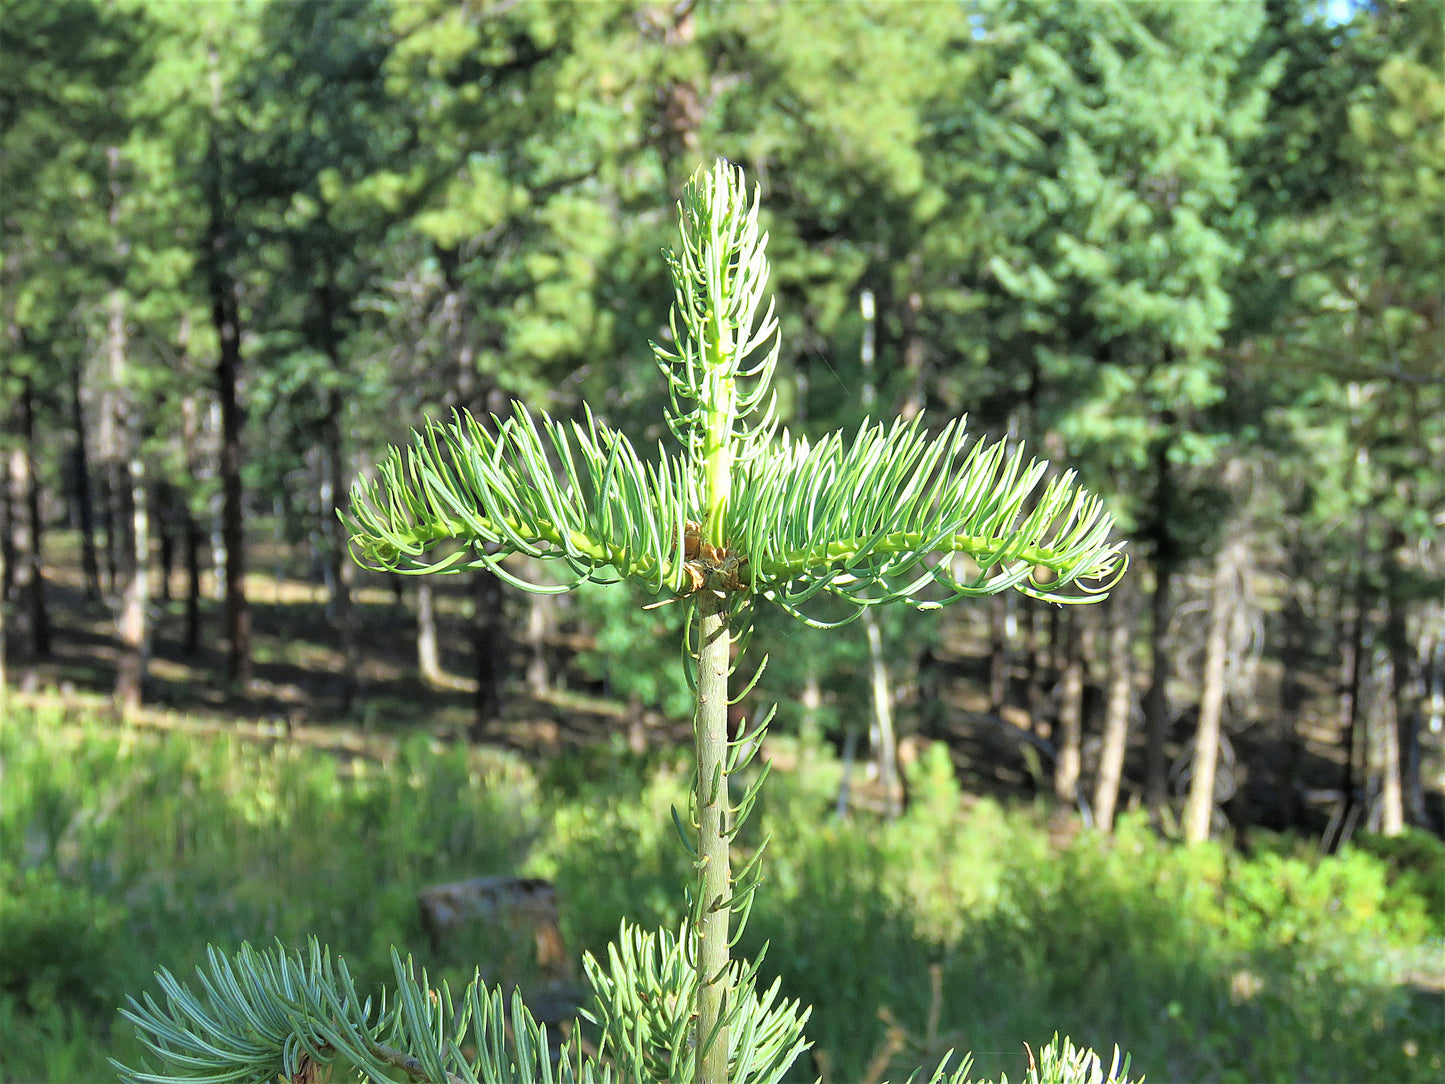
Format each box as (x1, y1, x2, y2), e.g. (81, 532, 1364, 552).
(695, 585, 732, 1084)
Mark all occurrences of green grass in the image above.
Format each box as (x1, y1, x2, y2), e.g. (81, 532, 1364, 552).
(1, 702, 1440, 1083)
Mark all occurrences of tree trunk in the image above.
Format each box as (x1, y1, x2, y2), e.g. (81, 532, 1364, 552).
(115, 454, 149, 717)
(153, 483, 174, 604)
(1, 454, 13, 602)
(1275, 590, 1307, 831)
(321, 385, 358, 715)
(1184, 538, 1239, 844)
(416, 581, 446, 687)
(1337, 540, 1370, 849)
(69, 356, 101, 599)
(107, 289, 149, 718)
(1143, 558, 1175, 821)
(1379, 526, 1410, 835)
(988, 592, 1010, 714)
(206, 126, 250, 687)
(184, 508, 203, 656)
(864, 610, 901, 817)
(1053, 610, 1085, 805)
(98, 463, 119, 595)
(0, 539, 6, 707)
(693, 586, 732, 1084)
(470, 570, 506, 740)
(1093, 592, 1133, 831)
(12, 380, 51, 659)
(525, 581, 552, 697)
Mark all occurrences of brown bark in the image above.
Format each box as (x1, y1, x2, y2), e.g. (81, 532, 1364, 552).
(184, 509, 203, 656)
(69, 356, 101, 598)
(470, 569, 506, 740)
(1093, 592, 1133, 831)
(206, 125, 250, 687)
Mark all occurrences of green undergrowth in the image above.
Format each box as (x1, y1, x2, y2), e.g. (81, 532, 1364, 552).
(1, 702, 1440, 1083)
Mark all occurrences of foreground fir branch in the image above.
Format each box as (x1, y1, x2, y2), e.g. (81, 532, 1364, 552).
(118, 160, 1133, 1084)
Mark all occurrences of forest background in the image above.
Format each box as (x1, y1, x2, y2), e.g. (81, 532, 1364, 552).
(1, 0, 1443, 1081)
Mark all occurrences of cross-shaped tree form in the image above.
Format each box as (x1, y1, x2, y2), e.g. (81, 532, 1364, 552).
(117, 160, 1130, 1084)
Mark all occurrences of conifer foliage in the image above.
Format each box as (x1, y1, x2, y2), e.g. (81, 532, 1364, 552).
(116, 162, 1130, 1084)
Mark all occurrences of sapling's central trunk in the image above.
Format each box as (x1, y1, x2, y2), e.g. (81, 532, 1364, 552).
(694, 585, 732, 1084)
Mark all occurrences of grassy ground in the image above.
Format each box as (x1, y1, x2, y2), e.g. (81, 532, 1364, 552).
(2, 697, 1441, 1083)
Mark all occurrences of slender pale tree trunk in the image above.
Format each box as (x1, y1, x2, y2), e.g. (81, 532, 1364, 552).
(1379, 525, 1411, 835)
(12, 380, 50, 659)
(1093, 593, 1132, 830)
(1337, 532, 1370, 848)
(864, 611, 901, 816)
(1, 455, 13, 602)
(322, 387, 358, 715)
(115, 455, 150, 717)
(107, 287, 150, 718)
(525, 584, 552, 697)
(1185, 538, 1240, 844)
(694, 587, 731, 1084)
(416, 581, 445, 686)
(988, 593, 1010, 714)
(1054, 610, 1084, 804)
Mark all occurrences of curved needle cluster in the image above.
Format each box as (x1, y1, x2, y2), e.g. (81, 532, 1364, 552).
(346, 403, 1124, 624)
(347, 405, 696, 597)
(733, 414, 1126, 626)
